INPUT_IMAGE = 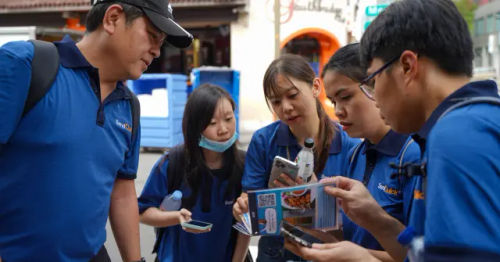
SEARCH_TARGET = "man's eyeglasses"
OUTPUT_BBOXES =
[359,55,400,100]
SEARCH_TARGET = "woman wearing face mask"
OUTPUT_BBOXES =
[313,43,420,262]
[138,84,250,262]
[233,54,359,262]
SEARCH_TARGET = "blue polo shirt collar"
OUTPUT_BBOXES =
[276,121,342,154]
[54,35,93,69]
[363,130,408,157]
[53,35,132,101]
[412,80,498,149]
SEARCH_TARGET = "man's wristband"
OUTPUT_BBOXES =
[131,258,146,262]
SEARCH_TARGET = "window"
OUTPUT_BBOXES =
[477,18,485,35]
[474,47,483,67]
[496,13,500,32]
[487,15,494,33]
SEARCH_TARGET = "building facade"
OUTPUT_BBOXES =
[473,0,500,80]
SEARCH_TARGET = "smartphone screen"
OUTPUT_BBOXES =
[185,220,211,227]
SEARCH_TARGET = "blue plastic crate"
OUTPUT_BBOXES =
[127,73,188,148]
[191,68,240,131]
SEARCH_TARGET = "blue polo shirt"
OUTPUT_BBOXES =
[242,120,359,191]
[138,156,237,262]
[242,120,359,260]
[0,36,140,261]
[342,131,420,250]
[408,80,500,261]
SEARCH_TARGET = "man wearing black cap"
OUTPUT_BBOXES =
[0,1,192,261]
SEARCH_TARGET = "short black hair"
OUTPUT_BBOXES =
[360,0,473,77]
[322,43,366,83]
[85,2,144,32]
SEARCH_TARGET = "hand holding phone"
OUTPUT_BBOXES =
[268,156,299,188]
[281,221,323,248]
[177,208,192,224]
[181,220,213,234]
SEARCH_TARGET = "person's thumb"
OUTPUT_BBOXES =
[312,242,339,250]
[181,208,192,217]
[324,185,349,200]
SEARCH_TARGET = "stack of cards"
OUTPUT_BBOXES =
[233,213,252,235]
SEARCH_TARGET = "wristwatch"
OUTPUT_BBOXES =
[132,258,146,262]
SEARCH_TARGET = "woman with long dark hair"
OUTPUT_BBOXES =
[138,84,250,262]
[285,44,421,262]
[233,54,359,261]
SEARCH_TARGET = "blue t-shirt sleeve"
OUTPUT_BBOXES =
[138,156,169,213]
[242,130,269,191]
[425,106,500,257]
[117,117,141,179]
[0,41,33,144]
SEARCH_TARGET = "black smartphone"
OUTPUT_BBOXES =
[281,221,323,248]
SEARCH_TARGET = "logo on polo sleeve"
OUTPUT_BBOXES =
[413,189,424,200]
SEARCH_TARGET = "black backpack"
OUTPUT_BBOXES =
[23,40,140,146]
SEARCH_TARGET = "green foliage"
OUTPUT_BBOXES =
[453,0,478,33]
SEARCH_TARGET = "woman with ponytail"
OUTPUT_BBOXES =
[233,54,359,261]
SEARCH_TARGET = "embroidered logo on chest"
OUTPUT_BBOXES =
[115,119,132,133]
[377,183,400,196]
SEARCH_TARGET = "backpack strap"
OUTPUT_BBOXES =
[152,144,185,254]
[397,139,414,176]
[24,40,59,116]
[166,144,186,194]
[127,91,141,149]
[392,97,500,186]
[438,97,500,122]
[349,142,363,164]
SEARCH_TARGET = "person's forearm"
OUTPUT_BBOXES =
[109,179,141,262]
[368,250,396,262]
[140,207,182,227]
[364,212,407,262]
[232,233,251,262]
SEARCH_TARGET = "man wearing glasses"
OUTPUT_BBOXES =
[285,0,500,261]
[359,0,499,260]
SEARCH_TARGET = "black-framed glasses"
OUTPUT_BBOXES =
[359,55,400,100]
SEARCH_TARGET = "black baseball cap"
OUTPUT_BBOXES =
[92,0,193,48]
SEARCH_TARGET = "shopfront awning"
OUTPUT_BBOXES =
[0,0,246,13]
[0,0,246,27]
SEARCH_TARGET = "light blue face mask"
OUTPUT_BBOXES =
[199,132,238,152]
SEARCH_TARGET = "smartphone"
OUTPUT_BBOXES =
[281,221,323,248]
[268,156,299,188]
[181,220,213,230]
